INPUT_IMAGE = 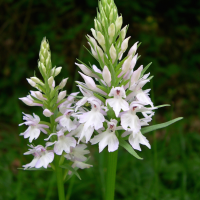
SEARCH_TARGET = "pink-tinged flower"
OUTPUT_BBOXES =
[92,65,102,74]
[59,92,79,113]
[118,55,132,77]
[27,78,36,87]
[122,130,151,151]
[78,98,105,130]
[118,36,131,60]
[127,72,153,107]
[30,91,46,101]
[57,91,66,102]
[120,103,141,133]
[43,109,53,117]
[64,144,90,162]
[19,95,43,107]
[59,78,68,89]
[45,130,76,155]
[127,41,138,57]
[55,109,77,132]
[71,161,92,169]
[75,86,94,111]
[19,113,49,143]
[75,62,98,78]
[78,72,107,95]
[23,144,54,169]
[120,102,155,132]
[90,119,121,152]
[106,86,129,117]
[102,65,111,86]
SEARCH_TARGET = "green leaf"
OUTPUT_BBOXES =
[60,164,81,180]
[96,85,108,93]
[119,139,143,160]
[107,103,116,119]
[140,62,152,77]
[39,121,51,127]
[155,104,170,108]
[141,117,183,134]
[94,93,106,104]
[18,168,53,171]
[137,42,142,48]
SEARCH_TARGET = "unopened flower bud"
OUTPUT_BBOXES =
[88,43,98,59]
[51,67,55,76]
[115,16,122,32]
[34,91,45,100]
[97,31,105,47]
[79,72,96,91]
[48,76,54,88]
[130,54,138,70]
[75,63,97,78]
[108,23,115,42]
[41,38,48,49]
[91,28,97,39]
[55,67,62,76]
[41,63,46,74]
[46,55,51,67]
[27,78,36,87]
[121,26,127,41]
[121,36,131,52]
[96,45,104,62]
[43,109,53,117]
[102,66,111,86]
[40,54,45,63]
[109,44,117,63]
[87,35,98,49]
[109,10,113,22]
[128,41,139,57]
[19,97,33,106]
[57,91,66,102]
[122,55,132,73]
[31,77,44,85]
[59,78,68,89]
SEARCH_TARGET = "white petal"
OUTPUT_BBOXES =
[121,112,141,132]
[54,141,64,155]
[59,116,77,131]
[28,127,40,143]
[79,72,96,90]
[23,157,39,169]
[129,133,141,151]
[138,132,151,149]
[102,65,111,86]
[74,161,93,169]
[107,134,119,152]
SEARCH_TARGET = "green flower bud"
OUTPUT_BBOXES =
[48,76,54,88]
[108,23,115,43]
[55,67,62,76]
[41,63,46,75]
[91,28,97,39]
[120,26,127,41]
[31,77,44,86]
[97,31,106,49]
[109,10,114,22]
[115,16,122,33]
[109,44,117,64]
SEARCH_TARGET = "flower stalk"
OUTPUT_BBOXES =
[105,150,118,200]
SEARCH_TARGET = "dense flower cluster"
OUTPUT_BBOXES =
[19,0,180,174]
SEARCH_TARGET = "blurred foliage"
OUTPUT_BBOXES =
[0,0,200,199]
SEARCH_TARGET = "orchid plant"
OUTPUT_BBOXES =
[19,0,182,199]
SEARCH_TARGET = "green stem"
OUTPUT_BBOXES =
[55,156,65,200]
[105,150,118,200]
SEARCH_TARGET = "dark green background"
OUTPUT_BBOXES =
[0,0,200,199]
